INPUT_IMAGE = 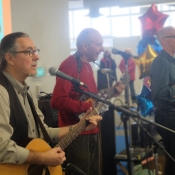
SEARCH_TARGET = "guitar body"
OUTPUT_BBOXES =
[0,138,63,175]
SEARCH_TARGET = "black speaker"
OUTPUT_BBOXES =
[38,99,58,128]
[100,108,116,175]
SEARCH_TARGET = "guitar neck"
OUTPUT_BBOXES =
[56,87,115,150]
[98,87,116,100]
[56,105,102,150]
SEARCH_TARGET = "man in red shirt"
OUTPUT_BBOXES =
[98,49,117,90]
[119,48,136,104]
[51,28,124,175]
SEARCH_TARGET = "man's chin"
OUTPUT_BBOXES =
[91,56,98,62]
[29,71,37,77]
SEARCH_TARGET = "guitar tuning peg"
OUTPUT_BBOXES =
[98,93,101,96]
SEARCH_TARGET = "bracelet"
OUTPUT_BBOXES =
[69,126,73,132]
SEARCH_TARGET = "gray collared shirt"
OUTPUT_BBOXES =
[151,50,175,110]
[0,71,60,164]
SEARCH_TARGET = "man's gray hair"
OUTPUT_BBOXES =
[156,26,175,43]
[76,28,99,49]
[0,32,29,71]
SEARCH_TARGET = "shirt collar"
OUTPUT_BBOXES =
[3,71,29,95]
[161,50,175,63]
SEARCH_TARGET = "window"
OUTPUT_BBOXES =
[111,16,131,37]
[69,4,175,49]
[69,6,142,42]
[91,8,111,36]
[131,15,141,36]
[70,9,91,39]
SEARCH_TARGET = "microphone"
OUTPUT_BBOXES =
[66,163,87,175]
[111,48,138,59]
[111,48,132,58]
[49,67,87,88]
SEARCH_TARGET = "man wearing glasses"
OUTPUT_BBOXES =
[151,26,175,175]
[0,32,102,171]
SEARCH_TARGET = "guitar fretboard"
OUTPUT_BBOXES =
[56,102,104,150]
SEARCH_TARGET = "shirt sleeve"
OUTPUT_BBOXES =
[128,59,136,72]
[0,85,29,164]
[151,58,175,102]
[30,93,60,143]
[119,59,125,73]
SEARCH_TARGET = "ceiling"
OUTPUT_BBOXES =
[69,0,175,18]
[69,0,175,9]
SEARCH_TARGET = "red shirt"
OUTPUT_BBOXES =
[51,55,98,134]
[119,58,136,81]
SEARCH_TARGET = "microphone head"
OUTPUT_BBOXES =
[111,48,118,54]
[49,67,57,76]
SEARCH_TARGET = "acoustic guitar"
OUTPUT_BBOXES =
[0,101,105,175]
[0,81,124,175]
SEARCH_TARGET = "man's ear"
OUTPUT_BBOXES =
[5,53,15,66]
[82,42,89,51]
[161,38,167,45]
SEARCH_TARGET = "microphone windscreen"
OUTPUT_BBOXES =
[111,48,118,54]
[49,67,57,76]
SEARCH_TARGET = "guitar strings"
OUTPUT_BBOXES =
[57,102,104,150]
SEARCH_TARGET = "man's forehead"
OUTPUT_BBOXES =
[16,37,35,48]
[17,37,31,43]
[164,29,175,36]
[90,35,103,44]
[160,27,175,37]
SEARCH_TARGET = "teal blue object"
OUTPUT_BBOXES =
[35,67,45,78]
[136,85,154,116]
[137,36,162,55]
[0,0,4,41]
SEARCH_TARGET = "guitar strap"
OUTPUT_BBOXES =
[74,51,82,80]
[27,94,55,148]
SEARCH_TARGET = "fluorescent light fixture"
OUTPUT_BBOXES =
[35,67,45,78]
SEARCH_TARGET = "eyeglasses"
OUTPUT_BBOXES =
[13,48,40,57]
[163,35,175,39]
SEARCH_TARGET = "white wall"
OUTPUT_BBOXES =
[11,0,70,98]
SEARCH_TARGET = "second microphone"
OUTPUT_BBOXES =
[49,67,88,88]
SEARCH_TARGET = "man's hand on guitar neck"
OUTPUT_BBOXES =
[81,107,102,131]
[98,81,125,99]
[113,81,125,96]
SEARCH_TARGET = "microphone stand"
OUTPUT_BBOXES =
[73,86,175,175]
[62,162,88,175]
[123,56,134,175]
[110,105,175,175]
[129,114,175,175]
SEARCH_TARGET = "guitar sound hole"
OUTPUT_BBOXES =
[28,164,50,175]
